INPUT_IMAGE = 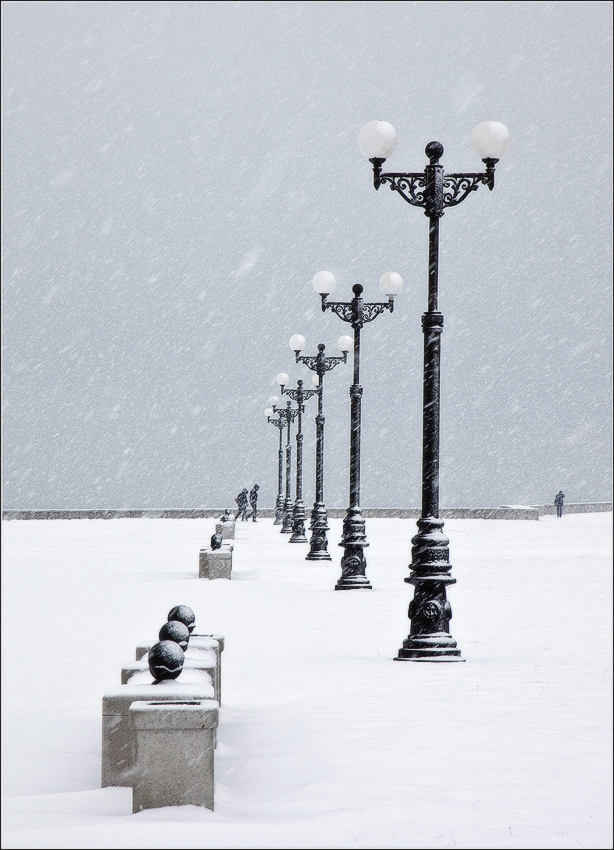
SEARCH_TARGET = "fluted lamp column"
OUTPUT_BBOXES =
[288,334,349,560]
[358,118,510,659]
[315,270,403,590]
[265,395,285,524]
[277,374,318,543]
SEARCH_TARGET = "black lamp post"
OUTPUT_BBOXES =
[276,375,318,543]
[266,399,299,532]
[265,397,286,525]
[314,271,403,590]
[287,336,349,560]
[358,119,510,660]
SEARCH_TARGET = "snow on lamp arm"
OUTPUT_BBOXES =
[358,119,510,661]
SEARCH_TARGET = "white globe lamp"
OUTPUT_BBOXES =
[358,121,398,159]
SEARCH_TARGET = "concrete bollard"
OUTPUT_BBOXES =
[101,681,214,788]
[199,545,232,580]
[135,635,224,704]
[130,698,219,812]
[215,521,235,540]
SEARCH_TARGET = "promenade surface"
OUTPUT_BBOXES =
[2,513,612,849]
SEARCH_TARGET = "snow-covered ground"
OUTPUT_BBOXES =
[1,513,612,849]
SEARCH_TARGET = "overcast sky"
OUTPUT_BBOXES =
[2,1,612,509]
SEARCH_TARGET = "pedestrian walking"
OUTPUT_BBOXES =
[249,484,259,522]
[554,490,565,518]
[235,488,249,521]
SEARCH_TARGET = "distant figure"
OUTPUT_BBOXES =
[235,488,249,521]
[210,531,223,550]
[249,484,259,522]
[219,509,231,523]
[554,490,565,518]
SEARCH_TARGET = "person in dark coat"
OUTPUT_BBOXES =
[249,484,259,522]
[235,488,249,521]
[554,490,565,518]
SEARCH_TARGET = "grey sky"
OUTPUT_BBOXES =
[2,1,612,509]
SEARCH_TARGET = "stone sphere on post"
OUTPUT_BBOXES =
[148,640,185,682]
[159,620,190,651]
[167,604,196,633]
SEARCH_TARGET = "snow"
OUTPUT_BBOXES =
[1,513,612,849]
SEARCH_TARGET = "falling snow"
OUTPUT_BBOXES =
[2,1,611,511]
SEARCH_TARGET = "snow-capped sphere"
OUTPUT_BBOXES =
[379,272,403,297]
[357,121,398,159]
[268,395,279,405]
[264,407,274,417]
[167,604,195,633]
[470,121,511,160]
[312,271,336,295]
[337,335,353,353]
[289,334,306,352]
[159,620,190,652]
[148,640,184,682]
[276,372,289,387]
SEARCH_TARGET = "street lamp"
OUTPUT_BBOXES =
[266,398,299,532]
[288,335,349,560]
[358,119,510,660]
[315,270,403,590]
[265,396,285,525]
[276,375,318,543]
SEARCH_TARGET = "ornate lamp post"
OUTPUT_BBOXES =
[265,395,285,525]
[314,270,403,590]
[287,335,349,560]
[266,399,299,533]
[276,375,318,543]
[358,119,510,660]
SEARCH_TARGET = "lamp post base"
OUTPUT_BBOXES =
[395,655,465,662]
[336,508,372,589]
[335,574,372,591]
[289,500,308,543]
[281,497,294,533]
[273,495,284,525]
[306,503,331,560]
[395,633,465,661]
[395,518,464,659]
